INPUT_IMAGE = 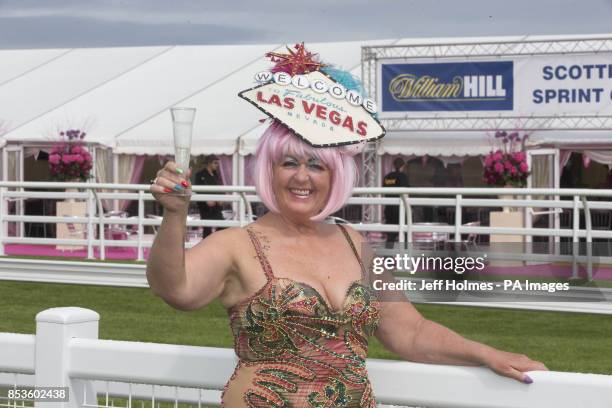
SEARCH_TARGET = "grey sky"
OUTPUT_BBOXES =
[1,0,611,48]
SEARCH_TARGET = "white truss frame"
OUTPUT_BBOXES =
[381,114,612,132]
[360,141,378,222]
[362,35,612,132]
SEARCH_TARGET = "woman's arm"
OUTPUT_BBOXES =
[343,226,547,383]
[374,298,546,383]
[146,162,236,311]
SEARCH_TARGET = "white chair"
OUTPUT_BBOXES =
[461,221,481,248]
[591,210,612,256]
[412,222,450,251]
[56,216,87,251]
[104,211,130,242]
[186,214,203,243]
[66,217,86,238]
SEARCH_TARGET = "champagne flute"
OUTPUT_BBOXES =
[171,107,196,196]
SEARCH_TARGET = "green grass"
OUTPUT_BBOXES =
[1,280,611,375]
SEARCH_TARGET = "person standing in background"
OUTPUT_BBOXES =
[383,157,408,244]
[194,154,223,238]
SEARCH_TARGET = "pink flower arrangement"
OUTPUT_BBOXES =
[483,131,530,187]
[48,129,93,181]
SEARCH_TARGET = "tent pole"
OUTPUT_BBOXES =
[238,153,245,221]
[1,148,7,240]
[112,154,119,212]
[232,150,239,216]
[376,150,382,223]
[1,147,6,183]
[90,144,97,180]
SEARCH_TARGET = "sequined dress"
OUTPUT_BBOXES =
[221,225,381,408]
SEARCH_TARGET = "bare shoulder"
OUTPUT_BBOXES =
[186,226,252,270]
[340,224,367,245]
[339,224,376,267]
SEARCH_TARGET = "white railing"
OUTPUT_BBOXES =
[2,182,612,283]
[2,182,612,258]
[0,257,148,287]
[1,307,611,408]
[0,181,256,261]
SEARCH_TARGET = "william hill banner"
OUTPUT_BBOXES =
[381,61,514,112]
[380,55,612,117]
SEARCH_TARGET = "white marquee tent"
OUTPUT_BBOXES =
[0,40,389,156]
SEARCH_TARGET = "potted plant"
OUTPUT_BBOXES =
[48,129,93,183]
[49,129,94,250]
[483,131,530,211]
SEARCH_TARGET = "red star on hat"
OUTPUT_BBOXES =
[266,43,325,75]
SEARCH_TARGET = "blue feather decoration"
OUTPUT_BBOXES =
[320,66,367,97]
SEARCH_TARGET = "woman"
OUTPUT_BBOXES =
[147,121,546,407]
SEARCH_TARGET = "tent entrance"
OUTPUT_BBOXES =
[527,149,560,255]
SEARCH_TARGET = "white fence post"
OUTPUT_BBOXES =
[0,186,4,256]
[35,307,99,408]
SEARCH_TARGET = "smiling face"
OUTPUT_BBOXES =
[272,153,331,220]
[254,123,357,222]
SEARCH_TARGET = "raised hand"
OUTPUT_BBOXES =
[150,161,192,213]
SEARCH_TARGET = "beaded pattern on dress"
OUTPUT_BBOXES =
[221,225,380,408]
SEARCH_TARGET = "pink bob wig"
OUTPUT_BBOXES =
[253,121,360,221]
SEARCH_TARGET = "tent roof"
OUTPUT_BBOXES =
[0,46,172,140]
[1,33,611,155]
[0,48,70,84]
[527,130,612,149]
[380,131,492,156]
[0,40,391,153]
[1,44,275,149]
[112,39,393,155]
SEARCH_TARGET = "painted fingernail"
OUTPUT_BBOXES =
[173,184,184,191]
[524,375,533,384]
[163,187,172,193]
[181,180,189,188]
[175,168,184,174]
